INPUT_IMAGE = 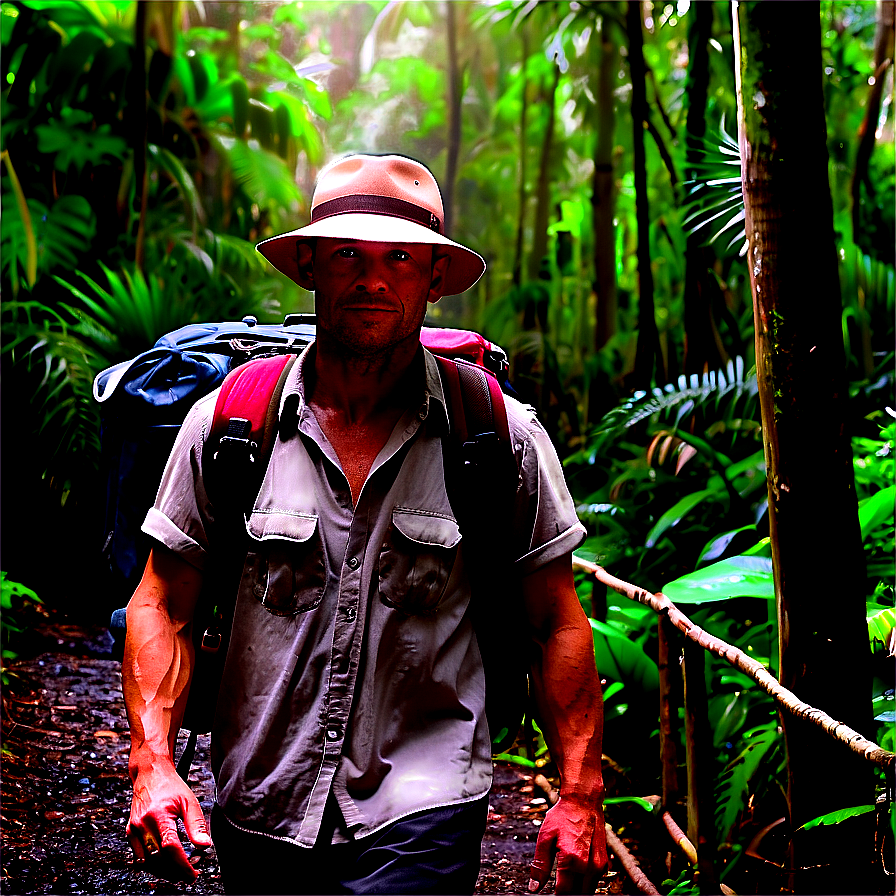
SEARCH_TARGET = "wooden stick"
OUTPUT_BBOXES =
[662,811,698,865]
[657,613,681,809]
[573,557,896,773]
[683,639,719,889]
[605,823,661,895]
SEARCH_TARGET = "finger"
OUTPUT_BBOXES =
[143,833,161,857]
[528,827,558,893]
[554,854,586,895]
[155,818,199,882]
[128,827,148,863]
[182,802,213,850]
[582,828,608,894]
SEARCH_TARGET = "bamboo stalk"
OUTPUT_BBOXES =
[605,823,661,895]
[573,557,896,773]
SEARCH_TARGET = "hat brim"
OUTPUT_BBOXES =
[256,214,486,296]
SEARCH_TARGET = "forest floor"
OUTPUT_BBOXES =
[1,608,636,896]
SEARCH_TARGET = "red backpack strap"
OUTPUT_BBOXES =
[434,355,510,448]
[209,354,296,462]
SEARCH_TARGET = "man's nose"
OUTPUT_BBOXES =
[355,258,388,292]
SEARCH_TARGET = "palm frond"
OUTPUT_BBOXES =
[682,118,747,258]
[592,357,758,439]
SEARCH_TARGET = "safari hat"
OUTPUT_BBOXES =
[256,153,486,296]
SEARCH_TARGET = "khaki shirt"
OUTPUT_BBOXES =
[143,346,585,847]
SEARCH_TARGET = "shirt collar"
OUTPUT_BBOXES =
[278,341,450,437]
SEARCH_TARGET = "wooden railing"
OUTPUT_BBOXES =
[571,556,895,894]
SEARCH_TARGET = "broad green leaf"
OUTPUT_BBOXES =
[589,619,659,692]
[0,570,41,606]
[663,550,774,604]
[645,489,716,548]
[696,525,757,567]
[867,606,895,651]
[858,486,895,538]
[796,805,875,832]
[604,796,656,813]
[601,681,625,701]
[872,691,895,722]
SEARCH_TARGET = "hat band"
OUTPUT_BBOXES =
[311,194,442,235]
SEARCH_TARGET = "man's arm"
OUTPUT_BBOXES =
[122,545,212,882]
[523,553,607,895]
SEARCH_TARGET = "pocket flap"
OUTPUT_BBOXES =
[247,510,318,543]
[391,509,461,548]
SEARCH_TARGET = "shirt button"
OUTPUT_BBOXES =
[347,556,360,570]
[326,729,340,741]
[344,606,357,621]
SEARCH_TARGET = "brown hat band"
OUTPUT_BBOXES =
[311,194,442,235]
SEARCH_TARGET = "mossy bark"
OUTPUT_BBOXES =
[733,3,874,891]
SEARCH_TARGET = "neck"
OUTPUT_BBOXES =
[309,330,421,423]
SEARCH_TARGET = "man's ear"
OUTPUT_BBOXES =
[427,251,451,304]
[295,240,315,291]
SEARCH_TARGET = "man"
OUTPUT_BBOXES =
[123,153,606,895]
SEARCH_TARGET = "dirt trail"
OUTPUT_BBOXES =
[0,618,579,895]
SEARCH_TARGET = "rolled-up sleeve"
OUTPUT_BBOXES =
[509,407,586,576]
[140,392,217,571]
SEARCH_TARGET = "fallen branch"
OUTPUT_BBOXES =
[662,811,698,866]
[573,557,896,774]
[605,823,661,895]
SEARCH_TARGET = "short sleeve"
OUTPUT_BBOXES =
[507,401,586,576]
[140,391,218,571]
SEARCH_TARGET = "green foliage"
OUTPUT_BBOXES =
[661,868,699,895]
[1,0,332,513]
[682,118,747,257]
[662,540,773,604]
[795,804,876,832]
[603,795,656,813]
[1,571,44,682]
[715,723,783,843]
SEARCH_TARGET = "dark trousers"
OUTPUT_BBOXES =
[211,797,488,895]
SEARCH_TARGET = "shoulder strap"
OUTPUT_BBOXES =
[433,355,510,453]
[177,353,297,777]
[209,354,296,464]
[435,355,526,755]
[202,354,298,511]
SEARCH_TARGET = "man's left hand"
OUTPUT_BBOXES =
[528,795,607,895]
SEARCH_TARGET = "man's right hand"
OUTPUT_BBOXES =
[127,759,212,883]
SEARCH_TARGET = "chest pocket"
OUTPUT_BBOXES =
[244,511,325,617]
[378,508,462,615]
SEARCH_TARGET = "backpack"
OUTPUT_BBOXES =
[100,316,527,775]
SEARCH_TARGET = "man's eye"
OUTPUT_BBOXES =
[391,251,411,261]
[336,248,357,258]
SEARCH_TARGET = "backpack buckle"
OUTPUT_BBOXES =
[213,417,258,465]
[462,431,499,467]
[200,626,222,653]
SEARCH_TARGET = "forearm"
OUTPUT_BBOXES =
[123,579,196,776]
[530,616,604,802]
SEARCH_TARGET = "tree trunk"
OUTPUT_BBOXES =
[528,64,561,283]
[444,0,462,237]
[132,0,149,273]
[682,2,725,375]
[627,1,663,389]
[851,0,895,263]
[512,26,530,288]
[733,4,874,892]
[592,13,618,351]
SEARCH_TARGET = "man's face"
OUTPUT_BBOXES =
[303,238,447,357]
